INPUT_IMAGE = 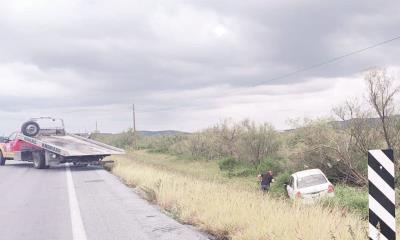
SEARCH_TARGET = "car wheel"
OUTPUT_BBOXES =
[21,121,40,137]
[32,151,46,169]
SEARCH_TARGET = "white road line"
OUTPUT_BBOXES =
[66,165,88,240]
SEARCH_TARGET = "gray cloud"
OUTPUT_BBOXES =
[0,0,399,133]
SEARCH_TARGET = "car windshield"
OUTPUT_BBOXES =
[8,132,18,140]
[297,174,327,189]
[34,118,64,130]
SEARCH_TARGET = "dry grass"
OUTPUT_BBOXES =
[111,151,370,240]
[118,150,258,189]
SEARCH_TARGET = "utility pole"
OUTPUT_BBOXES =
[95,121,98,132]
[132,104,137,149]
[132,104,136,133]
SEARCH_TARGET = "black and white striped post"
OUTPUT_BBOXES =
[368,149,396,240]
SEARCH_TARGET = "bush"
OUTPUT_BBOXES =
[257,157,285,175]
[91,130,135,149]
[269,171,291,197]
[229,168,257,177]
[218,158,258,178]
[236,120,280,165]
[322,185,368,217]
[218,157,238,171]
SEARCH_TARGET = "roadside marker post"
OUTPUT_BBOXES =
[368,149,396,240]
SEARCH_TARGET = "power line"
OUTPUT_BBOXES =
[263,34,400,83]
[130,35,400,115]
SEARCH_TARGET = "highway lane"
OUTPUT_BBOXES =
[0,161,209,240]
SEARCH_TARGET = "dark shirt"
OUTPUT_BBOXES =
[261,173,273,186]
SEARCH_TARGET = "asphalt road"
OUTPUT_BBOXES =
[0,160,209,240]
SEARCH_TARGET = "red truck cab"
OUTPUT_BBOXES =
[0,132,39,165]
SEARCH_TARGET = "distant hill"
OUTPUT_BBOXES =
[330,115,400,130]
[82,130,190,138]
[329,118,379,129]
[282,116,397,133]
[137,130,190,136]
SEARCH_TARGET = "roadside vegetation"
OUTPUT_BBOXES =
[111,151,367,239]
[95,68,400,238]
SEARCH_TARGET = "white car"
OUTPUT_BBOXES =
[286,169,334,202]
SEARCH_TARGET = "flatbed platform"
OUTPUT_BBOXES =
[17,133,125,157]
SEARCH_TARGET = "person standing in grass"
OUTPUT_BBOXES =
[258,170,274,193]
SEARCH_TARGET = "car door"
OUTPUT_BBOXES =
[286,176,295,199]
[3,132,18,158]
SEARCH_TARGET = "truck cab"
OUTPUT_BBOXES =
[0,132,39,165]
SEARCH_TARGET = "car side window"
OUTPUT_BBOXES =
[290,177,294,188]
[8,132,17,140]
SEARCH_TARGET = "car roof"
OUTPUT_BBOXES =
[292,168,325,178]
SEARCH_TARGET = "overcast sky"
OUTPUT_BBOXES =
[0,0,399,134]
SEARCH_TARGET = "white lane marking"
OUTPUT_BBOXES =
[66,164,88,240]
[369,150,394,176]
[369,223,388,240]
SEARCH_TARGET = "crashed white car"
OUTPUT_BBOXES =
[286,169,334,202]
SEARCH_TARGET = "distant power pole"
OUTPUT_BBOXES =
[132,104,136,132]
[132,104,137,149]
[95,121,98,132]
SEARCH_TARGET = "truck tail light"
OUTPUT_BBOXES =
[295,191,302,198]
[328,185,334,193]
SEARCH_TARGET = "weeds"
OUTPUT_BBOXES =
[111,151,367,240]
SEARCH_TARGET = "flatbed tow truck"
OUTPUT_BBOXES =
[0,117,125,169]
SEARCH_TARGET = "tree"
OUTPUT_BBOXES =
[321,68,400,185]
[237,120,280,165]
[217,119,241,157]
[288,119,368,185]
[365,68,400,149]
[333,99,381,154]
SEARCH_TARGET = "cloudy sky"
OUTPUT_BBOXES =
[0,0,399,134]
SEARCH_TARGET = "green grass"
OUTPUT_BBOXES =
[323,185,368,217]
[116,150,376,219]
[111,151,368,239]
[120,150,259,190]
[269,171,291,198]
[219,158,370,218]
[122,150,222,180]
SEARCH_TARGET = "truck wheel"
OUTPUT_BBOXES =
[21,121,40,137]
[0,152,5,166]
[32,151,46,169]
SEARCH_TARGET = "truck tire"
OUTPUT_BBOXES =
[32,151,46,169]
[21,121,40,137]
[0,151,5,166]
